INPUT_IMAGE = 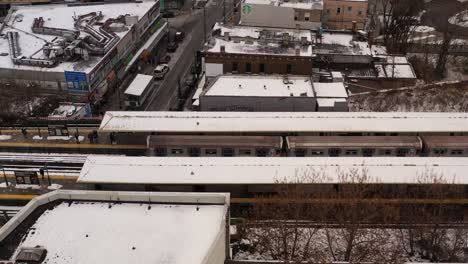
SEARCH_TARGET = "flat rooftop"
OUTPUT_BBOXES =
[313,82,348,98]
[243,0,324,10]
[0,191,228,264]
[78,156,468,185]
[124,74,154,96]
[213,23,313,41]
[0,1,156,73]
[204,75,314,97]
[98,111,468,133]
[207,38,313,56]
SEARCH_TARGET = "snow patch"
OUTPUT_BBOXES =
[0,135,12,140]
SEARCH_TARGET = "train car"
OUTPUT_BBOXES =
[422,136,468,157]
[147,135,282,157]
[286,136,422,157]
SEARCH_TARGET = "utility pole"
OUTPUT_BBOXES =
[45,163,51,186]
[203,6,207,44]
[223,0,226,24]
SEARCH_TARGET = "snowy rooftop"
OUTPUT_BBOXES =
[204,75,314,97]
[0,1,156,73]
[99,111,468,133]
[207,38,313,56]
[316,32,387,56]
[124,74,154,96]
[213,23,313,41]
[0,190,228,264]
[78,156,468,185]
[243,0,324,10]
[313,82,348,98]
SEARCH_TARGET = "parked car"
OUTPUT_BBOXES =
[159,55,171,64]
[175,31,185,42]
[154,64,170,80]
[161,11,175,18]
[167,42,178,53]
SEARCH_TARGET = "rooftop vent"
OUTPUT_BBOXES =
[263,85,267,89]
[15,247,47,263]
[238,84,242,89]
[220,45,226,53]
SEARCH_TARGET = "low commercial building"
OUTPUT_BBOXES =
[0,190,230,264]
[204,23,388,77]
[347,55,417,92]
[0,0,167,103]
[323,0,368,30]
[205,24,314,76]
[198,75,348,112]
[240,0,323,29]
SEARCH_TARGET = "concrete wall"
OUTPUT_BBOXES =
[240,3,321,29]
[323,0,368,30]
[200,95,317,112]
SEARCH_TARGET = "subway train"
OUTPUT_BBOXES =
[147,135,468,157]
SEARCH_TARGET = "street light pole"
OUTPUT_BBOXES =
[203,6,207,44]
[45,163,51,186]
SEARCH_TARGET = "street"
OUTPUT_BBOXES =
[144,0,226,110]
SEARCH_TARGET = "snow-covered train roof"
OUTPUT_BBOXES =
[78,156,468,185]
[99,111,468,133]
[0,190,229,264]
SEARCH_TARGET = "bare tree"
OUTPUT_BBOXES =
[435,27,453,79]
[379,0,425,54]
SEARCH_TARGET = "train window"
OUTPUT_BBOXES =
[189,148,200,157]
[155,147,167,156]
[328,148,341,157]
[256,148,268,157]
[239,149,252,156]
[390,133,398,136]
[310,150,324,156]
[450,149,464,155]
[433,149,447,155]
[205,149,218,155]
[222,148,234,157]
[362,148,374,157]
[295,149,307,157]
[171,148,184,155]
[378,149,392,156]
[344,149,358,156]
[396,148,409,157]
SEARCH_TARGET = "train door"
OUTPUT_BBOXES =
[362,148,374,157]
[328,148,341,157]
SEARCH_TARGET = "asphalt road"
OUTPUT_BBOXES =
[145,0,226,110]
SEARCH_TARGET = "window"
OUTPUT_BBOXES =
[256,148,268,157]
[171,148,184,155]
[347,6,352,12]
[344,149,358,156]
[246,62,252,73]
[378,149,393,156]
[358,10,363,16]
[205,149,218,155]
[294,12,298,21]
[328,148,341,157]
[259,63,265,73]
[310,150,324,156]
[337,7,341,14]
[222,148,234,157]
[189,148,200,157]
[362,148,374,157]
[397,148,409,157]
[155,147,167,156]
[295,148,307,157]
[286,64,292,74]
[433,149,447,156]
[304,12,310,21]
[326,9,330,14]
[239,149,252,156]
[450,149,464,155]
[232,62,238,72]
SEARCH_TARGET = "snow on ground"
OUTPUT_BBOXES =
[449,10,468,27]
[349,81,468,112]
[32,135,43,140]
[13,201,225,264]
[0,135,12,140]
[47,183,63,190]
[413,25,436,33]
[47,135,84,142]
